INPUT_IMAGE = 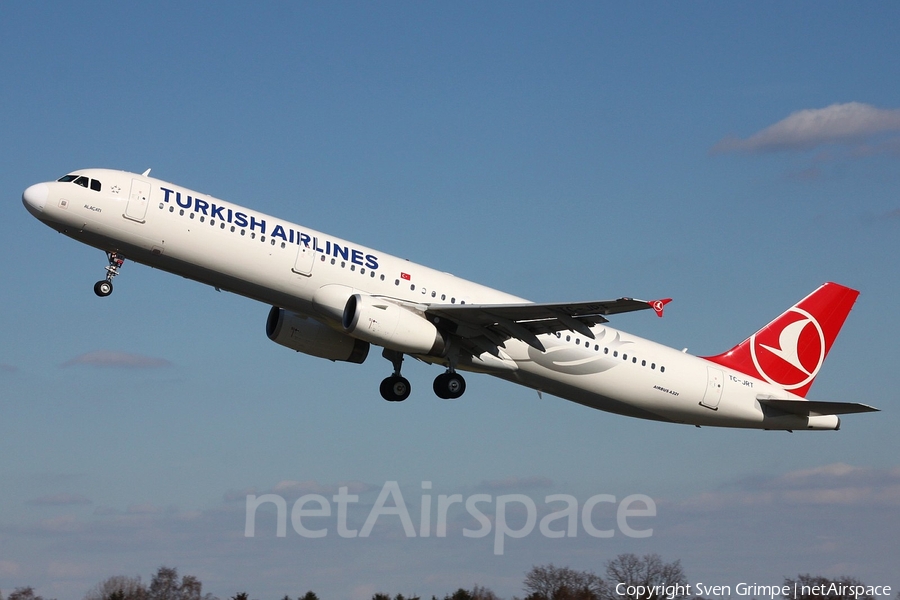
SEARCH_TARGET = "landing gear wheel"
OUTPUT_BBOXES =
[94,252,125,297]
[380,375,411,402]
[433,372,466,399]
[94,280,113,297]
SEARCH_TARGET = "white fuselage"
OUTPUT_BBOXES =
[22,169,837,431]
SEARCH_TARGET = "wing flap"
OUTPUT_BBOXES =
[426,297,668,351]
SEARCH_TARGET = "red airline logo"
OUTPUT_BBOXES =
[750,307,825,391]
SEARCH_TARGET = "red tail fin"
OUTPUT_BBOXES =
[703,282,859,397]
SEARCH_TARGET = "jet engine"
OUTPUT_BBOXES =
[342,294,446,356]
[266,307,369,363]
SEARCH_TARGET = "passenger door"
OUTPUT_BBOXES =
[124,179,151,223]
[292,244,315,276]
[700,367,724,409]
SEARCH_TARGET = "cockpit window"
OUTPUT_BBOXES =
[57,174,101,191]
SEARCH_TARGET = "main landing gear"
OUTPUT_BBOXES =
[433,371,466,399]
[379,349,467,402]
[94,251,124,297]
[380,349,411,402]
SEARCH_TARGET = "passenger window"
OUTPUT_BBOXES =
[661,366,666,373]
[90,179,101,192]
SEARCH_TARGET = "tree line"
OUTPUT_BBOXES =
[0,554,893,600]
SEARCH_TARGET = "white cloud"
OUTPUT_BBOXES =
[0,560,22,576]
[712,102,900,154]
[269,479,372,498]
[477,476,554,491]
[27,493,92,506]
[36,514,84,534]
[678,463,900,510]
[61,350,172,369]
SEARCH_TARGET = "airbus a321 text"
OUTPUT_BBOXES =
[22,169,878,431]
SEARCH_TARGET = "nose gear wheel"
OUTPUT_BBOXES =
[94,252,125,297]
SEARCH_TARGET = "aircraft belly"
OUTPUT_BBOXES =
[504,337,781,428]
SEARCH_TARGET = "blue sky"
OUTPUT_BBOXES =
[2,2,899,598]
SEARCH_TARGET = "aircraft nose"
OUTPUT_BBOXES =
[22,183,49,215]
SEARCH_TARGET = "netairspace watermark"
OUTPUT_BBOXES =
[244,481,656,555]
[680,583,894,600]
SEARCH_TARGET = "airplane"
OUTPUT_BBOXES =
[22,168,878,431]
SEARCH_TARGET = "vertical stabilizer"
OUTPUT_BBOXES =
[703,282,859,397]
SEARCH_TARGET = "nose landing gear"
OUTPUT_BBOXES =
[94,251,125,297]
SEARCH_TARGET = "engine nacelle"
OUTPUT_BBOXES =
[342,294,446,356]
[267,307,369,364]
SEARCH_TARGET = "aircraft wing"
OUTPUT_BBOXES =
[758,398,880,416]
[425,297,671,353]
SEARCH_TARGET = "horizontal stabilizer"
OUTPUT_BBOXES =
[758,397,879,416]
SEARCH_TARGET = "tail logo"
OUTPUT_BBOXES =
[749,307,825,390]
